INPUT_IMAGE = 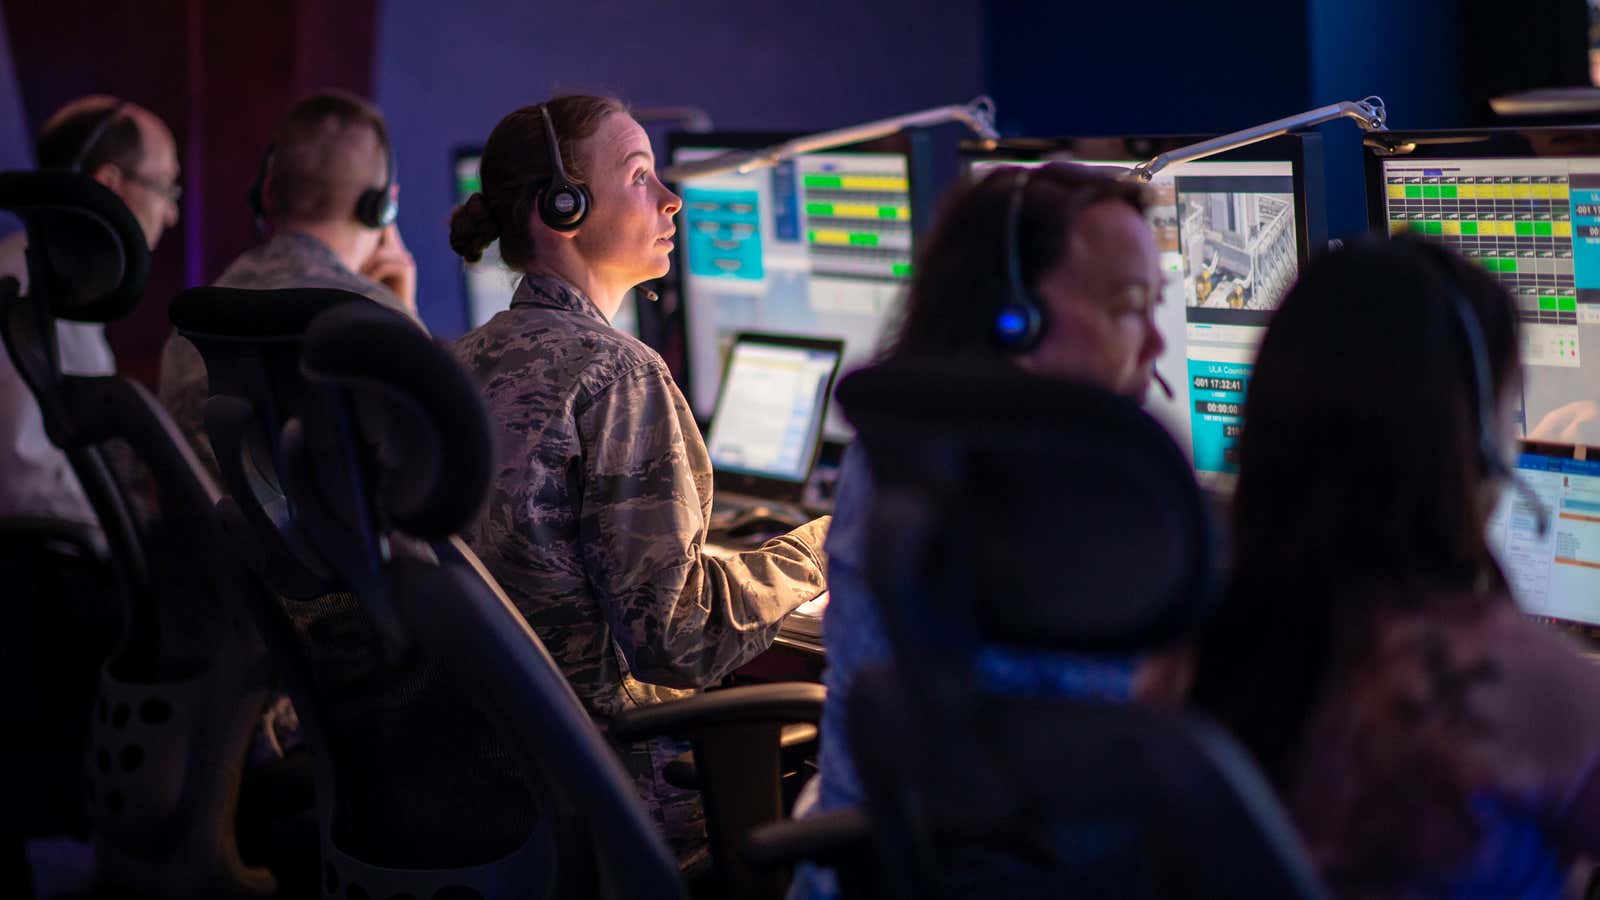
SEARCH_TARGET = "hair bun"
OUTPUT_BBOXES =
[448,192,500,263]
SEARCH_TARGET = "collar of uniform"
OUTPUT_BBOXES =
[268,229,402,310]
[511,271,607,323]
[272,229,349,269]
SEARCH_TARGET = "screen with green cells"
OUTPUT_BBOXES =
[1382,157,1600,438]
[1382,164,1583,327]
[673,146,916,441]
[799,168,914,281]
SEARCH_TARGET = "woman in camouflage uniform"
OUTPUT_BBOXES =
[447,95,829,870]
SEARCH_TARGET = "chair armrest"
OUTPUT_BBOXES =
[611,682,825,742]
[744,807,873,868]
[663,723,819,790]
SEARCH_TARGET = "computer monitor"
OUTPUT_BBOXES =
[706,333,844,503]
[667,131,925,442]
[1487,442,1600,633]
[452,146,640,336]
[1365,128,1600,442]
[963,134,1326,488]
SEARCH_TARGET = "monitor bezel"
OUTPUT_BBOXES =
[664,129,922,435]
[706,331,846,504]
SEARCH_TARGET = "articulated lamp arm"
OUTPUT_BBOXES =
[1129,96,1388,182]
[659,96,999,182]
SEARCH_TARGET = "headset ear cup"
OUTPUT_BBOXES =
[538,181,590,232]
[355,187,398,229]
[994,298,1044,352]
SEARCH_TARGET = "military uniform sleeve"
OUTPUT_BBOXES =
[575,360,828,689]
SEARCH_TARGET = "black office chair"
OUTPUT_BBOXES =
[173,286,831,900]
[0,170,278,898]
[752,359,1329,899]
[172,289,683,898]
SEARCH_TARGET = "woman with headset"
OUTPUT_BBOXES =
[793,162,1175,898]
[447,95,829,869]
[1190,236,1600,897]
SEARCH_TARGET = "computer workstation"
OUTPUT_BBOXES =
[664,130,937,658]
[1365,126,1600,442]
[667,129,933,446]
[697,332,842,655]
[963,134,1328,488]
[1366,127,1600,643]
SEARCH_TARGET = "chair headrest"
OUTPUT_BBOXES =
[0,170,149,322]
[838,358,1216,653]
[169,285,358,338]
[301,301,492,539]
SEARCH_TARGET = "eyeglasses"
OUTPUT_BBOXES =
[122,169,183,204]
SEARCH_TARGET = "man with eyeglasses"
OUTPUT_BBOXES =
[0,95,181,527]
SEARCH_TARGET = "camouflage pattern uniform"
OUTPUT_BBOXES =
[452,272,829,866]
[157,230,410,478]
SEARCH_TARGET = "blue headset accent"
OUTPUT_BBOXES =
[1430,254,1508,480]
[995,167,1045,352]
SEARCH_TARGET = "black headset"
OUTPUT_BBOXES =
[1429,253,1510,482]
[533,104,590,232]
[248,112,398,235]
[67,99,130,174]
[1426,246,1553,538]
[994,167,1045,352]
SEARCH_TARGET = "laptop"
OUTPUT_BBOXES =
[704,332,844,534]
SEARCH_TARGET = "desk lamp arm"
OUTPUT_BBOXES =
[1129,96,1388,182]
[659,96,999,182]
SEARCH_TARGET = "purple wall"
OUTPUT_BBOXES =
[373,0,986,337]
[0,6,33,237]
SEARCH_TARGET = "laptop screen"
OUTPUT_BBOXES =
[1488,443,1600,628]
[706,335,843,485]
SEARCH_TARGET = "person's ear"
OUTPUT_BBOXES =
[89,161,122,193]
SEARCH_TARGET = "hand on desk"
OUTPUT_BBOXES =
[791,591,829,619]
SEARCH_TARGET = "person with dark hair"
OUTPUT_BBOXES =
[792,162,1172,899]
[448,95,830,868]
[0,95,180,526]
[1189,236,1600,897]
[157,89,417,477]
